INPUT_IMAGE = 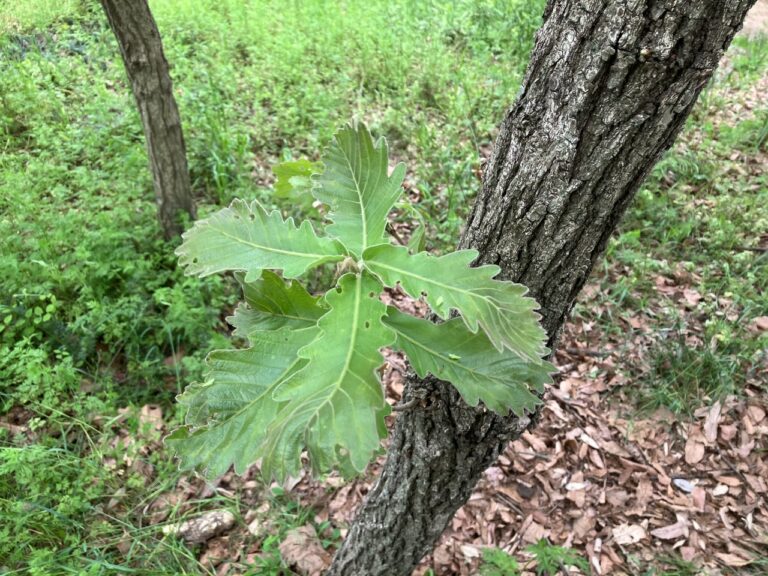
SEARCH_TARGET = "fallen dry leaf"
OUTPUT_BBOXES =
[199,536,228,568]
[684,436,705,464]
[139,404,163,432]
[460,544,481,561]
[682,288,702,307]
[704,401,722,443]
[748,315,768,334]
[651,516,689,541]
[680,546,698,562]
[612,523,646,545]
[521,519,549,543]
[712,484,729,496]
[715,552,752,567]
[747,404,765,424]
[278,525,332,576]
[692,486,706,512]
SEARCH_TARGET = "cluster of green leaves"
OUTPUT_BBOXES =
[171,124,553,479]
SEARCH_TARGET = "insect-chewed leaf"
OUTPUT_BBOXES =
[167,326,317,477]
[313,124,406,256]
[176,199,345,281]
[363,244,547,362]
[383,309,553,415]
[259,272,393,480]
[229,270,327,339]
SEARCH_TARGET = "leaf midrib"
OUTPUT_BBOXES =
[192,354,307,434]
[211,223,337,261]
[389,321,507,386]
[262,275,366,466]
[367,258,490,307]
[341,146,368,253]
[327,273,362,401]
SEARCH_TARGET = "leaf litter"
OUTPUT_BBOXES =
[145,276,765,575]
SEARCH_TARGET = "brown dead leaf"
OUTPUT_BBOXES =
[199,536,229,568]
[460,544,481,562]
[636,478,654,508]
[278,525,332,576]
[521,518,549,544]
[684,436,705,464]
[651,516,689,541]
[712,484,729,496]
[716,475,742,487]
[580,432,600,450]
[147,491,183,524]
[748,316,768,334]
[433,544,452,566]
[681,546,699,562]
[565,472,587,508]
[692,486,706,512]
[139,404,163,432]
[720,424,738,441]
[605,489,630,507]
[704,401,721,443]
[682,288,702,308]
[612,523,647,545]
[747,404,766,424]
[715,552,752,567]
[573,509,596,541]
[600,440,631,458]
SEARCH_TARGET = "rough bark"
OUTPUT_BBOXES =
[101,0,195,239]
[328,1,756,574]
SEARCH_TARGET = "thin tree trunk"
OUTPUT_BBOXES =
[328,1,756,574]
[100,0,195,239]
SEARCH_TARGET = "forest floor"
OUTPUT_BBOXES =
[744,0,768,38]
[1,2,767,575]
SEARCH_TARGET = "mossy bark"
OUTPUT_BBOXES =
[328,1,756,574]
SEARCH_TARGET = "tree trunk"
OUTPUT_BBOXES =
[328,1,756,574]
[100,0,195,239]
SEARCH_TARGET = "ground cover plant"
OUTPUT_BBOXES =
[1,0,766,574]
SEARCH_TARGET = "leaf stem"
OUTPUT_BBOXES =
[386,223,408,247]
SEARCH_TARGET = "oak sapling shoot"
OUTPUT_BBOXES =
[169,123,554,480]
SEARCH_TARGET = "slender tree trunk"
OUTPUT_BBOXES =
[100,0,195,239]
[328,1,756,574]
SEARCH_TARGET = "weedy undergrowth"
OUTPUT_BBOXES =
[169,123,553,480]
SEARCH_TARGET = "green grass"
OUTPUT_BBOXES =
[1,0,766,573]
